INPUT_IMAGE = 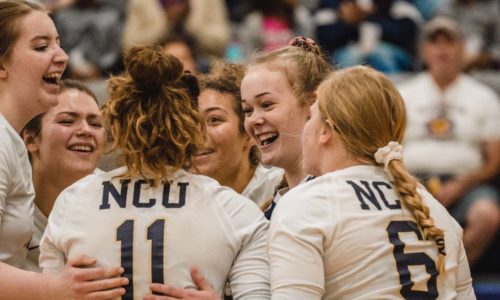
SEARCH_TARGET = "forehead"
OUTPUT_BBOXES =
[13,10,57,46]
[46,89,100,117]
[199,89,235,111]
[241,65,292,100]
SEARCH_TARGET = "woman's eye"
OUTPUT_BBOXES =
[206,116,222,125]
[34,45,48,52]
[262,101,273,110]
[242,107,253,116]
[58,119,74,125]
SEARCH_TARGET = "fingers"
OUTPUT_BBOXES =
[67,255,97,268]
[77,276,129,294]
[74,265,125,282]
[84,287,127,300]
[149,283,186,298]
[190,267,212,291]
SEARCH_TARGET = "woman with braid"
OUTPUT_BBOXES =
[268,66,475,299]
[39,46,270,299]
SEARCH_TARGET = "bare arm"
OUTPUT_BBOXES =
[0,256,127,300]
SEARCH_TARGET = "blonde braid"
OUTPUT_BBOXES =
[388,160,446,273]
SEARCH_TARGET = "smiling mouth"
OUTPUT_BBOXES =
[256,132,279,146]
[195,148,215,156]
[42,72,62,85]
[68,144,94,153]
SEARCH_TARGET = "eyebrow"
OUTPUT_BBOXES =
[56,111,102,118]
[30,35,61,44]
[203,107,226,114]
[241,92,270,103]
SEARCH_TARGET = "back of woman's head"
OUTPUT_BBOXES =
[317,66,406,163]
[317,66,446,272]
[103,46,204,186]
[248,39,332,106]
[0,0,45,61]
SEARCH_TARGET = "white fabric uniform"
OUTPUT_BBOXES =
[242,164,283,207]
[40,167,270,299]
[268,165,475,300]
[25,169,105,272]
[24,205,46,272]
[0,114,34,268]
[398,73,500,175]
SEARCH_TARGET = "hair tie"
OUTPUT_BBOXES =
[374,141,403,174]
[288,36,320,55]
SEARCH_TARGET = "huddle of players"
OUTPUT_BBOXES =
[0,1,477,299]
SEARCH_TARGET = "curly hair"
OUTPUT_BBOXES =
[103,46,205,187]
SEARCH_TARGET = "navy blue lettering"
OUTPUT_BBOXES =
[133,180,156,208]
[373,181,401,209]
[100,179,131,210]
[162,182,188,208]
[346,180,381,210]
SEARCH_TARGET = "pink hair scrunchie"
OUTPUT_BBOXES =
[374,141,403,174]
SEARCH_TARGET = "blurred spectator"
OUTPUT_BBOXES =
[238,0,314,57]
[411,0,442,20]
[438,0,500,70]
[398,17,500,266]
[159,33,209,74]
[123,0,230,59]
[315,0,422,73]
[52,0,125,79]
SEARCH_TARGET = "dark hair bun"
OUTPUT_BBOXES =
[180,71,200,105]
[125,46,184,92]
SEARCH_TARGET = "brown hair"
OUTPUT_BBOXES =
[248,43,332,106]
[317,66,446,272]
[200,62,260,166]
[103,46,204,187]
[0,0,46,62]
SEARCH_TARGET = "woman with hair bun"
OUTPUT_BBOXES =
[268,66,475,299]
[39,46,270,299]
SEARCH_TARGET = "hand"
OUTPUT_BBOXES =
[143,267,220,300]
[51,255,128,300]
[435,179,466,208]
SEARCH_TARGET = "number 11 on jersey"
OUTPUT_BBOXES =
[117,219,166,299]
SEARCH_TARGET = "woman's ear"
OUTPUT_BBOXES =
[22,131,39,154]
[0,63,8,80]
[318,123,332,146]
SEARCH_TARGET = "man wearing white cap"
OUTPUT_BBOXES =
[398,16,500,267]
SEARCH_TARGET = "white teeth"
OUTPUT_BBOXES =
[43,73,61,81]
[257,132,278,146]
[69,145,92,152]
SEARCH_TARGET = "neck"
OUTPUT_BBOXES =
[32,166,85,217]
[284,157,308,189]
[431,70,459,91]
[218,159,256,194]
[0,95,28,133]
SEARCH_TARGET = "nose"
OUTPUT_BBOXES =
[245,109,264,129]
[76,121,93,137]
[54,44,69,68]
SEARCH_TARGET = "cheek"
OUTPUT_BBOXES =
[95,130,106,150]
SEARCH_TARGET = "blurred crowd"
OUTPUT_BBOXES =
[39,0,500,79]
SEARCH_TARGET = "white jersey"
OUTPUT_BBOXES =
[0,114,34,268]
[398,73,500,175]
[24,205,47,272]
[40,167,270,299]
[268,165,475,300]
[25,168,104,272]
[242,164,283,207]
